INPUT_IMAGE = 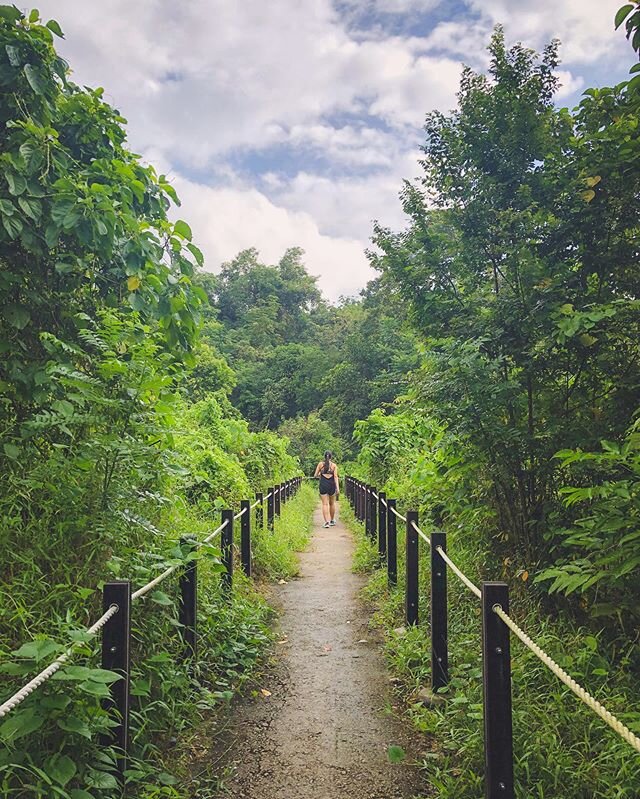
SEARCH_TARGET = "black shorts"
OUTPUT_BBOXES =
[319,477,335,496]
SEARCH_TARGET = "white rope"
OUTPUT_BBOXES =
[0,480,292,721]
[389,505,407,523]
[371,490,379,500]
[0,604,119,718]
[381,497,388,508]
[493,604,640,755]
[132,517,230,598]
[436,546,482,599]
[131,565,179,600]
[0,503,239,720]
[411,519,431,545]
[250,498,262,510]
[202,517,229,545]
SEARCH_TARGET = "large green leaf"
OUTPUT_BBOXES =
[48,754,76,787]
[0,5,23,22]
[23,63,47,95]
[4,303,30,329]
[46,19,64,37]
[2,212,23,238]
[174,219,192,240]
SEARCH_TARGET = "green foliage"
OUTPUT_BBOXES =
[349,14,640,796]
[279,412,345,475]
[370,23,640,598]
[536,416,640,624]
[251,482,317,579]
[0,10,304,798]
[197,249,419,446]
[344,504,640,799]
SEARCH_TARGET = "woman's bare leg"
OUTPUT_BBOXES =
[329,494,337,521]
[320,493,330,523]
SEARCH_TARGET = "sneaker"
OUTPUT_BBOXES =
[323,522,330,528]
[329,520,336,526]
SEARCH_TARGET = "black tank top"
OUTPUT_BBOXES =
[319,464,335,486]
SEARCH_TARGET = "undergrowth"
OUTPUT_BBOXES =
[0,485,314,798]
[343,501,640,799]
[252,482,317,579]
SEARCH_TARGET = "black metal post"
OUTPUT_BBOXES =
[240,499,251,577]
[482,582,514,799]
[365,485,372,537]
[431,531,448,690]
[378,491,387,560]
[255,491,264,528]
[101,580,131,784]
[275,483,281,517]
[387,499,398,586]
[221,509,234,594]
[405,510,419,625]
[370,486,378,541]
[267,487,275,530]
[179,537,197,663]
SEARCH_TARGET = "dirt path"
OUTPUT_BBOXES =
[219,502,423,799]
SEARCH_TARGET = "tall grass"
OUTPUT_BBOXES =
[252,482,318,579]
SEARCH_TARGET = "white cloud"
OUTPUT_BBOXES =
[555,70,584,99]
[270,149,421,241]
[39,1,461,166]
[33,0,630,304]
[466,0,626,64]
[172,177,373,301]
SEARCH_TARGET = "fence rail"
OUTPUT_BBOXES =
[344,476,640,799]
[0,476,303,784]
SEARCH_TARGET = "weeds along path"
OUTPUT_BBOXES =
[218,501,423,799]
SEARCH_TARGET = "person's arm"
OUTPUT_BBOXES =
[313,461,322,478]
[333,464,339,495]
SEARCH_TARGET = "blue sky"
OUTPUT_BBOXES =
[36,0,631,300]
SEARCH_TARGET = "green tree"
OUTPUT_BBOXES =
[371,28,640,560]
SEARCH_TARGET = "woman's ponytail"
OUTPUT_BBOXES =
[323,450,332,474]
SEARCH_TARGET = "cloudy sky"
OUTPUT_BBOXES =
[36,0,630,300]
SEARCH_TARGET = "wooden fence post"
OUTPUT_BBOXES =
[221,509,234,594]
[370,486,378,541]
[267,488,275,530]
[378,490,387,560]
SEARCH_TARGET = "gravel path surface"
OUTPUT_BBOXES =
[219,502,424,799]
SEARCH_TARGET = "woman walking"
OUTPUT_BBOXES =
[314,451,339,528]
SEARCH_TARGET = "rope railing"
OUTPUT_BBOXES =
[436,544,481,599]
[343,474,640,797]
[202,517,230,545]
[0,603,119,718]
[411,519,431,546]
[390,505,407,523]
[0,475,304,782]
[493,604,640,755]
